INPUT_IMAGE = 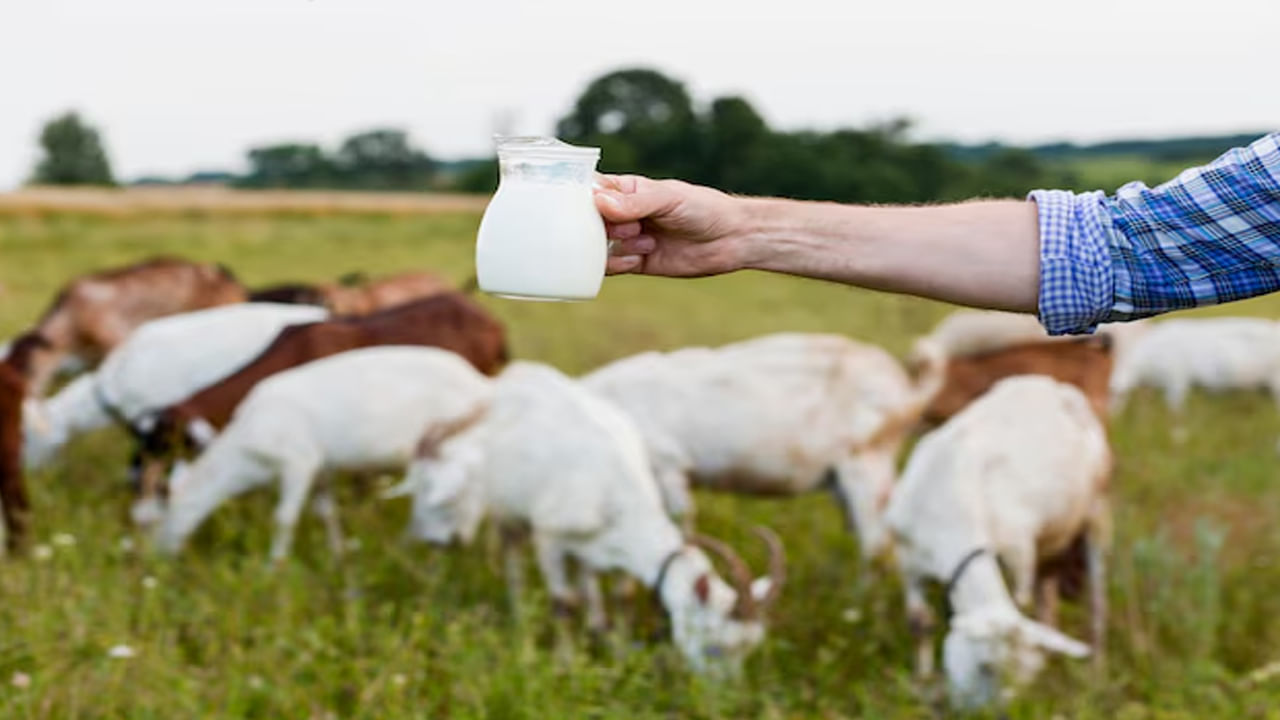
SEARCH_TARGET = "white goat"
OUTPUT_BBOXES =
[154,346,491,561]
[1110,318,1280,434]
[392,362,785,674]
[23,303,328,470]
[912,308,1148,363]
[885,376,1110,710]
[583,333,940,559]
[910,310,1052,363]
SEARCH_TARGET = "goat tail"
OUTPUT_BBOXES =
[906,337,948,414]
[855,338,948,453]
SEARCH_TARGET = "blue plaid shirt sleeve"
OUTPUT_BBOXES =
[1029,132,1280,335]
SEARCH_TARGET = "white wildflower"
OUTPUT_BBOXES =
[32,544,52,562]
[141,576,158,590]
[840,608,862,624]
[392,673,407,687]
[1246,660,1280,686]
[248,675,265,690]
[10,671,30,689]
[118,536,136,553]
[52,533,75,548]
[107,644,136,659]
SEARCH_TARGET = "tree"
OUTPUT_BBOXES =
[702,96,770,189]
[30,112,115,186]
[238,143,334,188]
[964,148,1049,198]
[556,68,700,178]
[335,129,434,190]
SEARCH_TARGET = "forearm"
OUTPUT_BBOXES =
[734,198,1041,312]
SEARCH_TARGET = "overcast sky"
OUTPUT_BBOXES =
[3,0,1276,189]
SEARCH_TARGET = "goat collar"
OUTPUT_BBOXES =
[92,381,139,436]
[652,545,689,606]
[944,547,991,610]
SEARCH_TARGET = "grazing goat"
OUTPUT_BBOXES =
[391,362,785,673]
[135,293,507,519]
[912,308,1146,423]
[20,305,329,527]
[24,303,329,465]
[154,347,493,561]
[4,257,246,398]
[0,363,28,552]
[885,376,1110,710]
[583,333,942,559]
[918,336,1114,426]
[1109,319,1280,436]
[248,271,454,315]
[911,310,1052,362]
[321,270,454,315]
[247,283,328,307]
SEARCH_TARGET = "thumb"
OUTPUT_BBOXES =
[594,176,674,223]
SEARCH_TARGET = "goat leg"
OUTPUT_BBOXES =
[310,474,344,559]
[905,575,937,680]
[1087,523,1108,671]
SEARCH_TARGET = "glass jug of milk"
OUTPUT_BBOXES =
[475,137,607,301]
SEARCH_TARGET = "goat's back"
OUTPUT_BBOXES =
[173,292,505,430]
[584,333,914,485]
[923,337,1113,426]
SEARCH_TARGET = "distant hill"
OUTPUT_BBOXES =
[943,132,1270,164]
[131,170,239,187]
[130,161,489,188]
[123,132,1274,191]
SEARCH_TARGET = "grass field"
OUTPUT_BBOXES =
[1051,156,1204,194]
[2,207,1280,718]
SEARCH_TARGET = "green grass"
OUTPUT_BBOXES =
[1051,156,1207,193]
[3,212,1280,718]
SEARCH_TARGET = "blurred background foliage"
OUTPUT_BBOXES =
[32,67,1266,200]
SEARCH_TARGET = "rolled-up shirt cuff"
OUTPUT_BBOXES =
[1029,189,1116,335]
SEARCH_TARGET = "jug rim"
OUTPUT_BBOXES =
[495,135,600,161]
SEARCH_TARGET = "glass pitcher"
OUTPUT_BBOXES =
[475,137,607,301]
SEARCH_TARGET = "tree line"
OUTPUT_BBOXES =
[27,69,1263,202]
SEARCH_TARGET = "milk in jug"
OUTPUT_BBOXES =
[475,137,607,301]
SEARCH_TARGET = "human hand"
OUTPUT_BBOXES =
[594,174,752,277]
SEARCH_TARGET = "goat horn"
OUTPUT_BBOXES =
[416,404,487,458]
[753,525,786,611]
[689,532,756,620]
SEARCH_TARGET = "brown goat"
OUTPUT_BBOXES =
[322,271,455,315]
[246,283,329,306]
[0,363,28,553]
[920,335,1113,427]
[132,292,508,507]
[243,271,455,316]
[5,257,246,397]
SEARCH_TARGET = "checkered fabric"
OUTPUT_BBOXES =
[1030,132,1280,335]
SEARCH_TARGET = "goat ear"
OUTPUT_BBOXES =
[1017,618,1091,658]
[693,573,712,605]
[749,576,773,604]
[950,609,1004,640]
[379,475,420,500]
[22,398,50,435]
[186,418,216,448]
